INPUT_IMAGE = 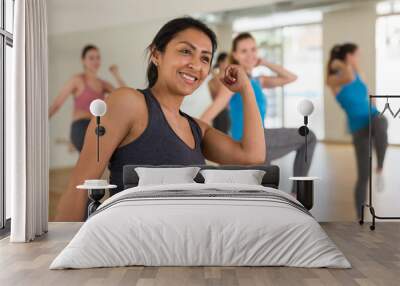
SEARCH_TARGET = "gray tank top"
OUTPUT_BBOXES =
[108,88,205,194]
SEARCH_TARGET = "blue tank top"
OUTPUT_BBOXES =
[335,73,379,133]
[108,88,205,194]
[229,78,266,141]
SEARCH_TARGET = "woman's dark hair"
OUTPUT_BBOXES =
[81,44,98,59]
[230,32,254,65]
[213,52,228,69]
[327,43,358,75]
[146,17,218,88]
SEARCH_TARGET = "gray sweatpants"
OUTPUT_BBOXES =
[352,115,388,219]
[264,128,317,193]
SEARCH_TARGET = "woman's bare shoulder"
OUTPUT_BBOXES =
[104,87,147,119]
[71,73,84,83]
[106,87,145,103]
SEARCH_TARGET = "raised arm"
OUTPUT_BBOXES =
[200,65,266,164]
[326,59,355,90]
[109,64,127,88]
[258,59,297,88]
[54,87,141,221]
[48,76,78,118]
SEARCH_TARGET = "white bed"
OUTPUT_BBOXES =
[50,183,351,269]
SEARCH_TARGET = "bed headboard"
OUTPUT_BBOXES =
[122,165,280,189]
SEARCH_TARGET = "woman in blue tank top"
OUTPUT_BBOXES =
[229,77,267,140]
[327,43,388,220]
[201,33,317,193]
[55,18,266,221]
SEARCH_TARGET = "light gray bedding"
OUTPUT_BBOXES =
[50,183,351,269]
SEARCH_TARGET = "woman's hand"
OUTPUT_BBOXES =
[220,65,251,94]
[109,65,127,87]
[256,57,269,66]
[109,64,120,76]
[330,59,346,70]
[326,59,354,89]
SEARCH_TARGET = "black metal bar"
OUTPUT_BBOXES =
[360,95,400,231]
[373,215,400,219]
[369,94,373,208]
[97,128,99,162]
[368,94,374,230]
[369,95,400,98]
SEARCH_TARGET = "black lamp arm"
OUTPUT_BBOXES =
[94,116,106,162]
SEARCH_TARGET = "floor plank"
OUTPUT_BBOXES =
[1,222,399,286]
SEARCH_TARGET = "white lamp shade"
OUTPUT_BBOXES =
[297,99,314,116]
[90,99,107,117]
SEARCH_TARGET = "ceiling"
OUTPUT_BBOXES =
[46,0,281,34]
[47,0,378,35]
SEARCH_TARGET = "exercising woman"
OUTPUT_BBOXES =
[49,45,126,152]
[55,18,265,221]
[201,32,317,192]
[326,43,388,219]
[208,52,230,133]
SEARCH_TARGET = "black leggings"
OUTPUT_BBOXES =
[70,119,91,152]
[70,119,91,220]
[213,108,230,134]
[352,115,388,219]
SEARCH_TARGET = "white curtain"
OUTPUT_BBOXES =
[8,0,49,242]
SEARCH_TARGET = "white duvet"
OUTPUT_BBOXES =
[50,183,351,269]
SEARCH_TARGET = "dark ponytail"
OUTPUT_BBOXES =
[327,43,358,75]
[146,17,217,88]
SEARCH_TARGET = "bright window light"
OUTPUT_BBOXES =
[233,10,322,32]
[377,1,392,15]
[376,15,400,143]
[375,0,400,15]
[394,1,400,12]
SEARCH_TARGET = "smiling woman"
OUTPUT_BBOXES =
[55,17,266,222]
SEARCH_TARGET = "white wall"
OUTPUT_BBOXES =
[48,19,231,169]
[47,0,281,35]
[322,3,376,142]
[214,22,234,53]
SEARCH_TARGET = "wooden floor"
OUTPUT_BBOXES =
[1,222,399,286]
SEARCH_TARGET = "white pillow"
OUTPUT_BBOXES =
[135,167,200,186]
[200,169,266,185]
